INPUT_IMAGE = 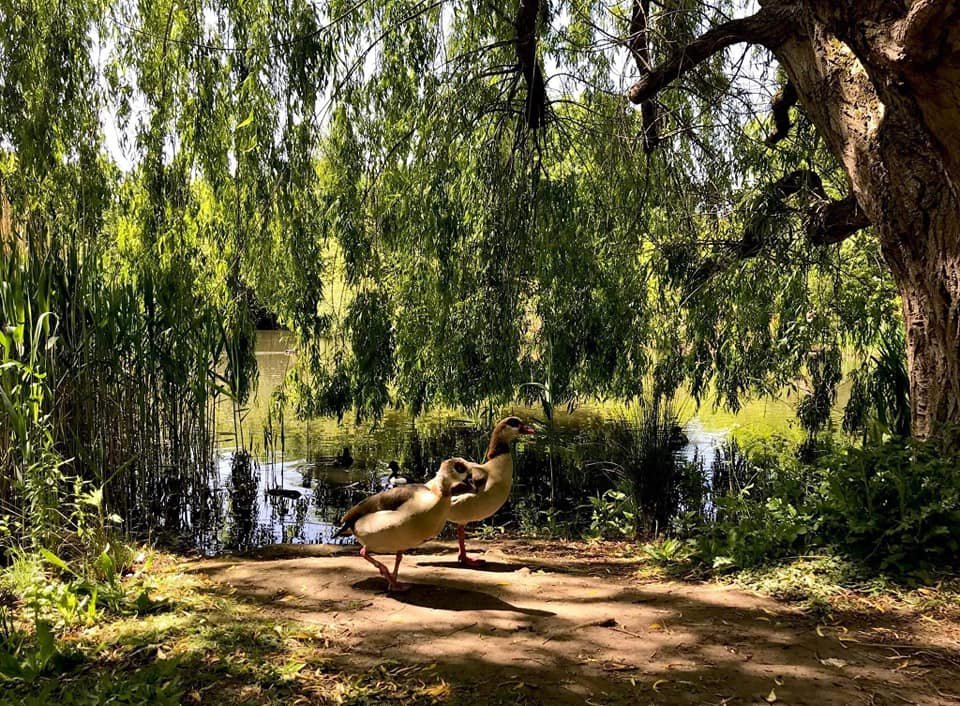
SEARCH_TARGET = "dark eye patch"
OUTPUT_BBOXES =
[506,418,520,427]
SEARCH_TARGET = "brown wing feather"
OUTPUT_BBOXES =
[334,485,420,537]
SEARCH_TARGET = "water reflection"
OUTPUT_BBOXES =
[205,451,372,555]
[200,331,811,555]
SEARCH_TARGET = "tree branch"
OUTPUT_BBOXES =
[515,0,547,129]
[737,170,826,258]
[628,0,659,153]
[626,6,799,105]
[806,193,871,245]
[692,172,870,287]
[764,80,797,146]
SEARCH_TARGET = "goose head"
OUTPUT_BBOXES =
[496,416,536,442]
[435,457,474,496]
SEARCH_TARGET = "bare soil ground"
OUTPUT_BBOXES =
[193,540,960,705]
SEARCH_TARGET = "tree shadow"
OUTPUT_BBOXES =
[350,577,556,616]
[192,543,960,705]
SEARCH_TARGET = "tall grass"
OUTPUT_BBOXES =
[0,229,255,554]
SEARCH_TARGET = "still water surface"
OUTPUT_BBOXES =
[204,331,810,554]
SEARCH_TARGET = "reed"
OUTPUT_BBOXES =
[0,227,255,555]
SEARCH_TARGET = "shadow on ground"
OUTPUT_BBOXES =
[194,540,960,705]
[348,577,557,617]
[415,560,524,573]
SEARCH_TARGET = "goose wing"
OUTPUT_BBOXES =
[334,485,420,537]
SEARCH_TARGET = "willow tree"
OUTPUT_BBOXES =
[305,0,904,433]
[5,1,934,440]
[327,0,953,438]
[624,1,960,439]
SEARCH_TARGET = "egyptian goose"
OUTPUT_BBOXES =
[334,457,473,591]
[386,460,407,486]
[447,416,535,566]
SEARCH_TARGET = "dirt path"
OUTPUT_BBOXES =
[194,540,960,705]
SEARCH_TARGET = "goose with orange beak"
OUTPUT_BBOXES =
[447,416,535,566]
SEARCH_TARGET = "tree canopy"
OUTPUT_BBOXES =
[2,0,905,432]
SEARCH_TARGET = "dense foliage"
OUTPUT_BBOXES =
[666,435,960,576]
[4,0,900,417]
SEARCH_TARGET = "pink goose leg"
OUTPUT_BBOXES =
[457,524,486,567]
[360,547,410,592]
[390,552,410,592]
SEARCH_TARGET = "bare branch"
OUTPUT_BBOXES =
[738,169,826,257]
[515,0,547,129]
[691,171,870,286]
[628,0,659,153]
[626,6,799,105]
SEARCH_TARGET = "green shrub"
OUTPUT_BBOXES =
[690,437,819,569]
[697,491,816,570]
[689,433,960,577]
[585,489,636,540]
[818,437,960,574]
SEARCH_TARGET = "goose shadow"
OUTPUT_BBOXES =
[415,560,521,573]
[350,578,555,617]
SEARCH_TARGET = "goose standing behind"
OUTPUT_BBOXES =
[447,416,535,566]
[334,458,473,591]
[386,460,407,486]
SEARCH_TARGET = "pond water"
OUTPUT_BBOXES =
[202,331,815,555]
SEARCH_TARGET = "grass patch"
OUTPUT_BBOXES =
[633,539,960,623]
[728,555,960,618]
[0,552,458,705]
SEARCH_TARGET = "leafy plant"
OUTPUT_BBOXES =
[690,438,820,569]
[843,325,911,439]
[643,537,693,565]
[818,437,960,574]
[586,489,636,540]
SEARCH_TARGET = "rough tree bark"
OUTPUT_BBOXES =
[515,0,547,128]
[627,0,960,440]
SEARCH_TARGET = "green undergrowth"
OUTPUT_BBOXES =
[729,555,960,619]
[637,541,960,620]
[0,550,460,706]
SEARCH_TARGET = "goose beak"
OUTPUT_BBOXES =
[520,424,535,435]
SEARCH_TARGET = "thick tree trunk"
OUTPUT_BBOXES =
[626,1,960,439]
[767,6,960,441]
[885,213,960,440]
